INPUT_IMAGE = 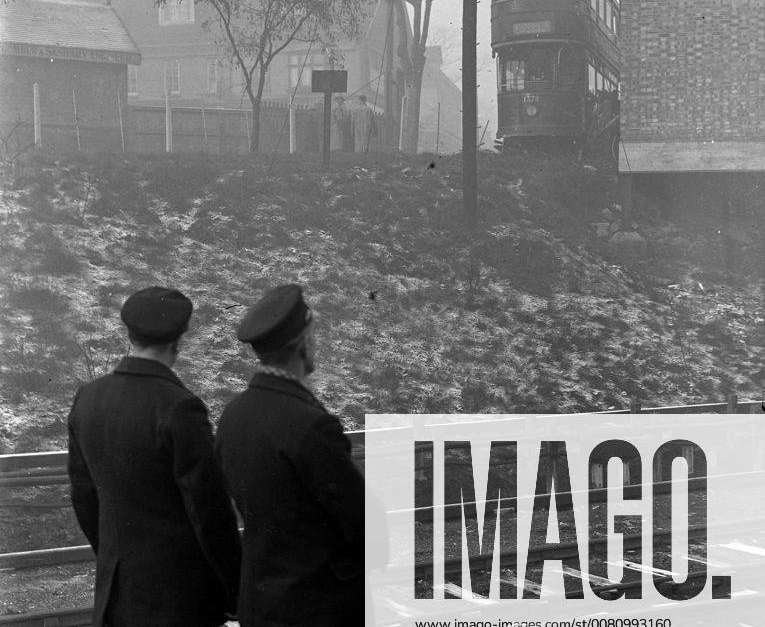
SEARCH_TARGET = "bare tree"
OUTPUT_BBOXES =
[394,0,433,154]
[161,0,365,152]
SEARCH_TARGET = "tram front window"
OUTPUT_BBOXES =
[500,47,554,92]
[502,59,525,91]
[526,48,553,84]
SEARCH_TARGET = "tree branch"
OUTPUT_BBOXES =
[421,0,433,48]
[267,11,314,64]
[207,0,254,93]
[412,0,422,47]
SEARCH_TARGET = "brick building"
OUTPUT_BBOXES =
[0,0,140,154]
[619,1,765,180]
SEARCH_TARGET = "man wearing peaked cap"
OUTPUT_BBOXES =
[216,284,366,626]
[236,283,314,358]
[67,287,241,627]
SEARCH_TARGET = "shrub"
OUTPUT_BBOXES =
[36,245,83,276]
[4,285,70,315]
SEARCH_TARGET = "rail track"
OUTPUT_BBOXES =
[1,398,762,626]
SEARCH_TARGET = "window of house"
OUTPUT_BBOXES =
[128,65,138,96]
[288,52,329,90]
[164,60,181,95]
[588,64,597,93]
[159,0,195,25]
[206,60,218,94]
[605,1,612,31]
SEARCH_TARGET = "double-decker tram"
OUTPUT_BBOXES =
[491,0,621,154]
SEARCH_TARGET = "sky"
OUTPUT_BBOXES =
[426,1,496,142]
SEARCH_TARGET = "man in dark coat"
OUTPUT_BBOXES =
[215,284,365,626]
[67,287,242,627]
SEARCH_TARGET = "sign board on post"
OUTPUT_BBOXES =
[311,70,348,164]
[311,70,348,94]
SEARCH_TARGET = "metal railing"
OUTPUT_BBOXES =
[1,396,762,626]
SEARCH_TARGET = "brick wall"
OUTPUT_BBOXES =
[621,0,765,142]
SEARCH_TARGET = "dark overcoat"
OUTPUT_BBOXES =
[67,357,242,627]
[215,372,365,627]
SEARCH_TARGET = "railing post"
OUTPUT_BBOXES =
[117,88,125,153]
[630,397,641,413]
[218,108,224,156]
[726,393,738,414]
[72,87,81,151]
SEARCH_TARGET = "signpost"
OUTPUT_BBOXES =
[311,69,348,165]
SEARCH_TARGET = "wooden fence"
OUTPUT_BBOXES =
[1,102,391,158]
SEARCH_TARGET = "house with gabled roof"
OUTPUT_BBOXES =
[0,0,141,153]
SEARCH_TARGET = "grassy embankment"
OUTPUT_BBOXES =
[0,150,761,454]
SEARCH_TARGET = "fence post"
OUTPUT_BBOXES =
[72,87,81,151]
[201,103,208,150]
[398,95,407,152]
[435,102,440,154]
[726,394,738,414]
[289,104,296,154]
[33,82,42,148]
[629,397,641,413]
[164,89,173,153]
[244,109,251,153]
[117,89,125,153]
[218,108,223,156]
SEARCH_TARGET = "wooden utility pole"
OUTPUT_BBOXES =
[322,91,332,164]
[384,0,395,146]
[462,0,478,228]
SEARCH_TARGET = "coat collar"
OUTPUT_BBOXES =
[248,371,324,410]
[114,356,186,389]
